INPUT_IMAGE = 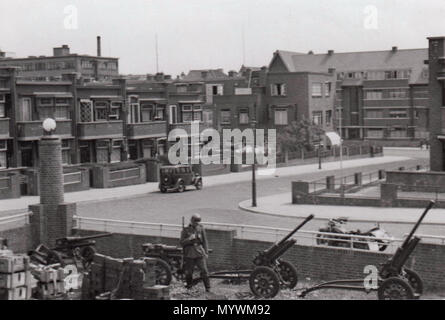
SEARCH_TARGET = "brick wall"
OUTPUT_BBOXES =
[74,228,445,292]
[0,225,31,253]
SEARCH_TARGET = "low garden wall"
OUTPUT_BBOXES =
[0,171,20,200]
[90,162,146,188]
[73,228,445,292]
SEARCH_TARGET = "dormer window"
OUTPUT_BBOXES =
[271,83,287,96]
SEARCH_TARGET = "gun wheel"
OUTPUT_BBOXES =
[249,266,280,298]
[277,260,298,289]
[153,258,173,285]
[377,277,415,300]
[177,181,185,193]
[403,268,423,295]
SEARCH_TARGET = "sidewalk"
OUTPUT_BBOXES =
[0,155,410,215]
[239,193,445,225]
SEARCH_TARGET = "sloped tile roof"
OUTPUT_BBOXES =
[274,48,428,84]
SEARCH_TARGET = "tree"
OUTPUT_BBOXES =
[277,119,325,153]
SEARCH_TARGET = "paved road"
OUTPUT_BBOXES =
[78,154,442,240]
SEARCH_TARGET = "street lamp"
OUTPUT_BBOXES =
[42,118,57,135]
[251,104,257,207]
[318,132,322,170]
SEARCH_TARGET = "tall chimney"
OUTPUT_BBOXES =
[97,36,102,57]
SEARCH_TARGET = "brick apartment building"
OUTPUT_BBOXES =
[0,37,118,81]
[427,36,445,171]
[268,48,429,143]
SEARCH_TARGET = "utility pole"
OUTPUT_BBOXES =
[155,34,159,73]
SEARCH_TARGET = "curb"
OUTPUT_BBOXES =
[238,201,445,225]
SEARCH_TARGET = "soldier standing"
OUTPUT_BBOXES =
[180,213,211,292]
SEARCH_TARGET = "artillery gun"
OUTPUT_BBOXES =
[29,233,112,270]
[247,214,314,297]
[299,200,435,300]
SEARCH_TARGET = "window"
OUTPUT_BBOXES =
[176,85,187,93]
[20,98,32,121]
[239,108,249,124]
[35,62,46,71]
[312,83,322,97]
[109,102,121,120]
[212,85,223,95]
[38,98,53,106]
[182,105,193,122]
[81,60,93,69]
[55,98,70,120]
[365,110,384,118]
[366,90,382,100]
[274,109,288,125]
[96,140,109,164]
[111,140,122,163]
[94,101,109,121]
[0,140,6,168]
[325,82,332,97]
[142,140,153,158]
[271,83,287,96]
[325,110,332,125]
[387,89,408,99]
[220,110,231,124]
[79,100,93,122]
[390,128,407,138]
[193,105,202,121]
[61,140,71,165]
[366,129,384,138]
[389,109,408,118]
[141,104,153,122]
[366,71,385,80]
[155,106,165,120]
[0,94,5,118]
[312,111,323,125]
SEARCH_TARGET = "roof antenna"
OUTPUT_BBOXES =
[242,25,246,66]
[155,33,159,73]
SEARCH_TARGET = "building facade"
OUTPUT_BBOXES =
[0,38,118,82]
[268,49,430,143]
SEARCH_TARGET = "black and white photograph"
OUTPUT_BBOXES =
[0,0,444,313]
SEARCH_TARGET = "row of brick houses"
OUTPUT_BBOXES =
[0,39,437,171]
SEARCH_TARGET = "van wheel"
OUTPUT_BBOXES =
[195,179,203,190]
[160,187,167,193]
[177,181,185,193]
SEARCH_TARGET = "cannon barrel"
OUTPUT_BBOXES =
[56,233,113,243]
[276,214,314,246]
[401,200,434,249]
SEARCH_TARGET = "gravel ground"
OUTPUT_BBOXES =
[169,278,445,300]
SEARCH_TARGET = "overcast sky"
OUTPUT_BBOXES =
[1,0,445,76]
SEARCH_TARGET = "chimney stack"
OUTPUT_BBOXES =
[392,46,398,53]
[97,36,102,57]
[328,50,334,56]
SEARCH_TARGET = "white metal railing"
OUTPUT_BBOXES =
[73,216,422,253]
[0,212,31,230]
[109,167,141,182]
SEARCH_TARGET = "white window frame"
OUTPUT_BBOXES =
[274,109,288,125]
[312,83,322,97]
[21,97,32,121]
[109,102,122,120]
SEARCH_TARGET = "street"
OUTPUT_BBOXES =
[78,149,443,240]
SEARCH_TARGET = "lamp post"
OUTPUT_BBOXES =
[251,104,257,207]
[318,132,322,170]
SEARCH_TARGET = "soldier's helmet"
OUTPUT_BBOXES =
[191,213,201,222]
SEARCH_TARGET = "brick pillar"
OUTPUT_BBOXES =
[29,135,76,247]
[354,172,362,186]
[292,181,309,204]
[326,176,335,191]
[380,183,398,207]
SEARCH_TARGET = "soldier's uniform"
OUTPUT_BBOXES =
[180,215,210,291]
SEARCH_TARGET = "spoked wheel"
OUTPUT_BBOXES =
[153,258,173,285]
[195,179,203,190]
[249,266,280,298]
[377,277,415,300]
[315,233,329,245]
[277,260,298,289]
[80,246,97,269]
[177,181,185,193]
[403,269,423,296]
